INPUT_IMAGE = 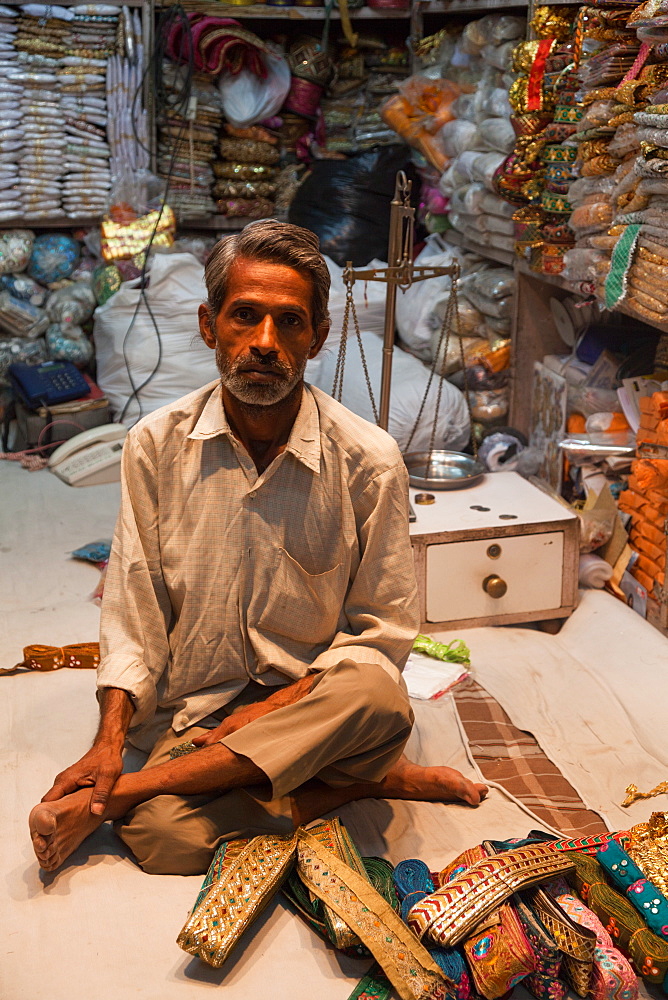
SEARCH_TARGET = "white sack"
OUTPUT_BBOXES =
[310,329,470,453]
[306,255,388,384]
[93,252,219,426]
[395,242,458,360]
[218,50,291,127]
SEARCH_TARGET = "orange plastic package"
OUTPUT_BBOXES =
[629,458,668,495]
[380,76,461,172]
[638,519,666,548]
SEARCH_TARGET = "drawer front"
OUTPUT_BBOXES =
[425,531,564,623]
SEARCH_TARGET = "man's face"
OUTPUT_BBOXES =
[199,257,329,407]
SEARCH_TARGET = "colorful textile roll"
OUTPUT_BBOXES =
[407,845,574,949]
[597,842,668,941]
[527,886,596,997]
[393,860,472,998]
[568,851,668,990]
[555,892,638,1000]
[436,846,536,998]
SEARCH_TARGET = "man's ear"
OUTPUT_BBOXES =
[198,303,216,350]
[309,320,331,359]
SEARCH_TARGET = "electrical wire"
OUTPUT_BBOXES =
[119,5,195,425]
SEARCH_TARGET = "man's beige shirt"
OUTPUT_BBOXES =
[97,380,420,750]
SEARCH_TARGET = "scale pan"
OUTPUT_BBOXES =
[404,450,485,490]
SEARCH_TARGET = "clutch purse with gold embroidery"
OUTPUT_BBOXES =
[177,832,297,968]
[407,844,574,948]
[526,886,596,997]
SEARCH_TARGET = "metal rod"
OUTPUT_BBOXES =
[378,171,413,431]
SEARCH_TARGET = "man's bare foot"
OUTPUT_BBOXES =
[292,756,488,826]
[377,756,488,806]
[29,788,104,872]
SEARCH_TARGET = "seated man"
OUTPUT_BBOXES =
[30,221,487,875]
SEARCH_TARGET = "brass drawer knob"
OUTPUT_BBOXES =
[483,574,508,599]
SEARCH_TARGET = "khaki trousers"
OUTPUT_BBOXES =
[118,659,413,875]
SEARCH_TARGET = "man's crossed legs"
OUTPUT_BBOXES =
[30,660,488,874]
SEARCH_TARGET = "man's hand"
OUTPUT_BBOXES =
[191,702,274,747]
[192,675,316,748]
[40,687,134,816]
[41,741,124,816]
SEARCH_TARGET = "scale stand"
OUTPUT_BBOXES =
[338,170,461,432]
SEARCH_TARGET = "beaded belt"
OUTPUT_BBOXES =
[1,642,100,676]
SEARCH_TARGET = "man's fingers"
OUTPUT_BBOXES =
[90,770,119,816]
[41,775,80,802]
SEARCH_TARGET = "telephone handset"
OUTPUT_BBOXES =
[48,423,127,487]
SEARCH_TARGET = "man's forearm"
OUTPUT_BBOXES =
[95,687,135,748]
[262,674,315,710]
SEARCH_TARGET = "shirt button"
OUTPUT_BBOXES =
[248,491,256,498]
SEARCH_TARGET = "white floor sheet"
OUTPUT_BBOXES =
[1,462,665,1000]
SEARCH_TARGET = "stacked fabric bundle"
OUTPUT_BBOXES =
[0,5,22,224]
[436,14,526,256]
[214,126,279,219]
[558,3,668,318]
[0,2,123,223]
[494,8,580,273]
[10,5,71,221]
[618,390,668,598]
[157,64,221,219]
[59,3,120,219]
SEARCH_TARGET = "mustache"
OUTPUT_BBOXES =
[226,353,296,378]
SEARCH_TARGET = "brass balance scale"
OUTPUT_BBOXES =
[330,170,485,495]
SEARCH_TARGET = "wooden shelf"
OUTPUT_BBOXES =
[515,259,668,335]
[442,228,515,267]
[177,215,261,230]
[421,0,528,12]
[156,2,412,18]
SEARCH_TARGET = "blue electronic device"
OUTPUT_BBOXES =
[9,361,90,409]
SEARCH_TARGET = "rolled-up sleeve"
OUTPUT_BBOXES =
[310,462,419,682]
[97,428,173,729]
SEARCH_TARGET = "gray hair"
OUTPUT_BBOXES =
[204,220,331,331]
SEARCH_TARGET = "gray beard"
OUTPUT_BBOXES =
[216,346,308,406]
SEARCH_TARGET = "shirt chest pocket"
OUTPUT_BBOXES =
[257,547,347,646]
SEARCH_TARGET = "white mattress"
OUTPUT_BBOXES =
[1,461,665,1000]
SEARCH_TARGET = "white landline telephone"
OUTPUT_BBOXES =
[48,423,127,487]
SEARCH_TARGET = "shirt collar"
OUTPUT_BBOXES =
[187,381,321,475]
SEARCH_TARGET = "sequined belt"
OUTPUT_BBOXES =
[1,642,100,676]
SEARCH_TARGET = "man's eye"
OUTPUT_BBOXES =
[282,315,301,327]
[235,309,254,321]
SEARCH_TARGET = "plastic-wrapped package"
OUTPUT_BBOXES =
[93,252,220,425]
[450,182,486,214]
[568,384,621,418]
[46,282,96,328]
[46,323,93,364]
[451,92,477,123]
[462,14,525,55]
[577,100,619,130]
[463,285,512,319]
[561,248,608,281]
[0,334,46,384]
[433,332,485,375]
[577,509,615,553]
[468,267,515,300]
[218,50,291,128]
[607,122,641,159]
[568,176,615,206]
[478,117,515,154]
[481,41,516,72]
[438,119,479,158]
[0,228,34,274]
[470,387,509,423]
[480,87,513,119]
[486,214,515,235]
[471,151,506,190]
[569,202,614,233]
[480,191,515,217]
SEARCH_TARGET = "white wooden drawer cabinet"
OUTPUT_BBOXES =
[409,471,579,629]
